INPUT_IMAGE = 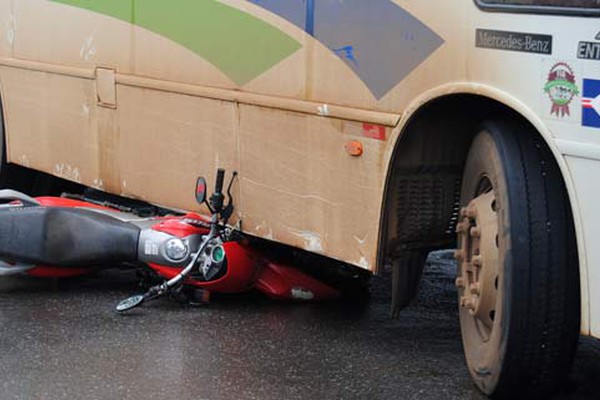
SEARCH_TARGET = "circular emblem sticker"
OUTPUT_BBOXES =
[544,62,579,118]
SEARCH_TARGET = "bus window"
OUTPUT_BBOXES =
[480,0,599,6]
[477,0,600,14]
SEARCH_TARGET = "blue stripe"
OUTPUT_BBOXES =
[583,79,600,98]
[582,79,600,129]
[249,0,444,99]
[305,0,315,36]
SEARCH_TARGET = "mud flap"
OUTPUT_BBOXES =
[391,251,427,318]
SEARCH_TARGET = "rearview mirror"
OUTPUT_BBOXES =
[195,177,208,205]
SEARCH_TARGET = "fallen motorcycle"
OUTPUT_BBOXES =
[0,169,340,312]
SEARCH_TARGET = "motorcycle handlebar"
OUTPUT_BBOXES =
[215,169,225,194]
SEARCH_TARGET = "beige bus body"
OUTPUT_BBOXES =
[0,1,598,338]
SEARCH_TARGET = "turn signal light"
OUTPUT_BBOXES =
[345,140,363,157]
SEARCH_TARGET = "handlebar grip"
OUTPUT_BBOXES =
[215,169,225,194]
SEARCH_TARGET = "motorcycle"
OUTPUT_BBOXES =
[0,169,340,312]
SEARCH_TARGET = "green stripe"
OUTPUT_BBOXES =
[51,0,133,23]
[51,0,301,85]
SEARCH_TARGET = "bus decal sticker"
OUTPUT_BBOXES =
[51,0,444,99]
[544,62,580,118]
[582,79,600,129]
[362,124,386,141]
[332,46,359,69]
[577,33,600,61]
[249,0,445,99]
[476,29,553,55]
[578,42,600,60]
[50,0,302,85]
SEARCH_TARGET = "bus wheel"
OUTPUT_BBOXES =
[455,120,579,399]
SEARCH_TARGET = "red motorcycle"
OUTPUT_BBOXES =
[0,169,340,312]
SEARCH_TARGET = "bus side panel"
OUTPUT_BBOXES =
[0,0,12,59]
[564,155,600,337]
[237,104,385,270]
[0,67,101,184]
[13,1,134,73]
[113,85,239,212]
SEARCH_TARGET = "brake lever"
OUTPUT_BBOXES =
[221,171,238,223]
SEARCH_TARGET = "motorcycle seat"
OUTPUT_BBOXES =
[0,206,140,267]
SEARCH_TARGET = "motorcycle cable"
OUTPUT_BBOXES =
[115,216,220,313]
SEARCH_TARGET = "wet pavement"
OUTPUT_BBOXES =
[1,251,599,400]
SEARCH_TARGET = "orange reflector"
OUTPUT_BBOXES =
[345,141,364,157]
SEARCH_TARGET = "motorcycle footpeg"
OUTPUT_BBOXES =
[116,282,169,313]
[115,294,146,313]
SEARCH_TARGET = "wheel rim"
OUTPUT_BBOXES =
[455,185,500,343]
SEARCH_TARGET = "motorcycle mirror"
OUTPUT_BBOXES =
[116,294,145,313]
[195,177,208,205]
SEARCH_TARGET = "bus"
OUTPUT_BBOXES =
[0,0,598,397]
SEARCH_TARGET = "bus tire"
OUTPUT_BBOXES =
[454,120,579,399]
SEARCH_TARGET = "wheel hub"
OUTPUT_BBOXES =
[455,191,499,341]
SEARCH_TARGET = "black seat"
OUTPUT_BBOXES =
[0,207,140,267]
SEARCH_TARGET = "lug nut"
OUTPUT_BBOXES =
[470,227,481,238]
[455,277,465,288]
[454,249,464,261]
[460,297,476,310]
[465,298,476,310]
[469,283,480,295]
[467,206,477,218]
[472,256,482,267]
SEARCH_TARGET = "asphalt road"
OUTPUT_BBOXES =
[1,252,599,400]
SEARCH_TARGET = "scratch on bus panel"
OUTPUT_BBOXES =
[18,155,30,167]
[317,104,330,116]
[287,228,324,253]
[54,163,81,183]
[242,177,341,207]
[254,221,274,240]
[80,35,97,61]
[353,234,370,269]
[353,234,367,246]
[6,12,16,46]
[92,178,104,190]
[120,180,128,196]
[82,103,91,117]
[357,256,370,269]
